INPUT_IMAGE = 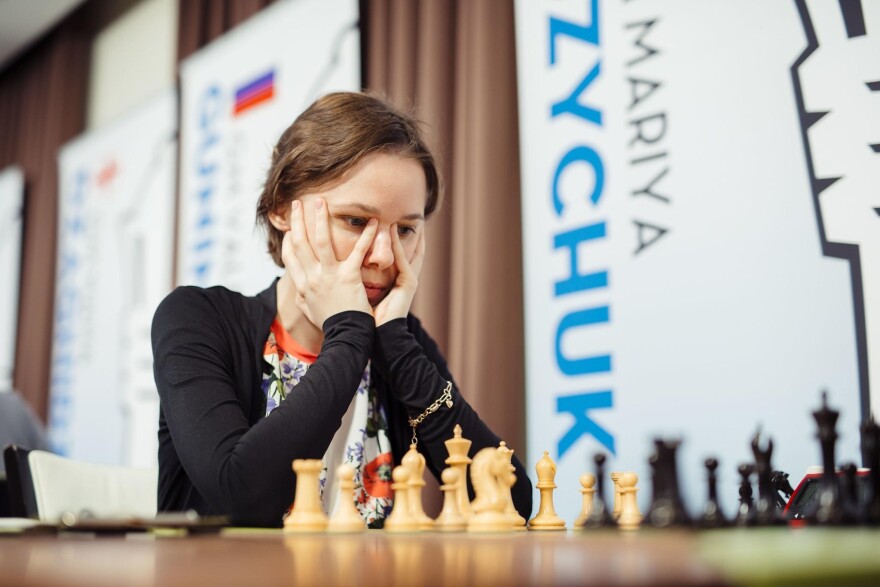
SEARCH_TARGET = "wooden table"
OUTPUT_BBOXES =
[1,527,878,586]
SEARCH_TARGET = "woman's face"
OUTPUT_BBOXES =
[295,152,427,306]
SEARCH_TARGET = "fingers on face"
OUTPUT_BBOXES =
[412,224,426,273]
[390,224,409,271]
[282,230,308,292]
[391,224,426,276]
[289,200,317,267]
[347,217,378,266]
[313,197,334,263]
[280,229,293,266]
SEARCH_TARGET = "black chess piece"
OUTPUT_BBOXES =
[642,451,662,524]
[751,428,785,526]
[770,470,794,511]
[735,463,755,527]
[699,457,728,528]
[811,391,843,525]
[838,462,861,525]
[861,415,880,525]
[584,453,616,528]
[642,438,690,528]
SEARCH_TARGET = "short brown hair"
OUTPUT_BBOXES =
[256,92,441,267]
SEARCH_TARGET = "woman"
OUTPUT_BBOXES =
[152,92,532,527]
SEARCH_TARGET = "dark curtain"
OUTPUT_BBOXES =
[0,8,92,421]
[177,0,277,62]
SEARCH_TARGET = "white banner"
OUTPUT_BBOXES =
[177,0,360,294]
[49,90,177,467]
[516,0,878,521]
[0,165,24,393]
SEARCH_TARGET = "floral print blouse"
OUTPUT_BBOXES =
[262,318,393,527]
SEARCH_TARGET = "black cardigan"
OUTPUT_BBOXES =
[151,280,533,527]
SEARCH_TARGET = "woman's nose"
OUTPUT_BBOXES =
[364,227,394,269]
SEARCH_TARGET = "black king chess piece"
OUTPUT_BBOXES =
[700,458,728,528]
[643,438,690,528]
[811,391,843,524]
[584,453,616,528]
[751,429,785,526]
[861,415,880,525]
[735,463,755,526]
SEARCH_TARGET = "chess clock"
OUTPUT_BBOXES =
[785,468,870,524]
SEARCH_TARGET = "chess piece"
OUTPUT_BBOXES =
[751,429,785,526]
[584,453,615,528]
[770,470,794,511]
[573,473,596,528]
[327,464,366,533]
[811,392,843,525]
[528,451,566,530]
[735,463,756,527]
[284,459,329,533]
[402,444,434,530]
[839,462,861,525]
[435,467,467,531]
[498,442,527,530]
[861,415,880,525]
[643,452,662,524]
[616,472,642,530]
[385,465,418,532]
[700,458,728,528]
[642,439,689,528]
[445,425,473,520]
[468,447,511,532]
[610,472,622,519]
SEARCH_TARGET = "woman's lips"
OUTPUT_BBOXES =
[364,283,387,305]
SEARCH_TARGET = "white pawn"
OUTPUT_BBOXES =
[384,466,418,533]
[435,467,467,531]
[328,464,366,533]
[573,473,596,528]
[617,472,643,530]
[610,471,622,519]
[402,444,434,529]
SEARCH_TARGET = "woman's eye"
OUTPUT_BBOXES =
[398,225,416,237]
[343,216,367,229]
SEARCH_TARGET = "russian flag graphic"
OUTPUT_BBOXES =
[233,69,275,116]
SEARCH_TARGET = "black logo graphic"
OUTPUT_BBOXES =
[792,0,879,420]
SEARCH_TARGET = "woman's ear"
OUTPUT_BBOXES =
[267,205,291,231]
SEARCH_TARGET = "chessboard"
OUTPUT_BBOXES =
[2,525,879,587]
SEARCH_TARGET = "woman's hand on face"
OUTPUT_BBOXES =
[281,198,376,328]
[373,224,426,326]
